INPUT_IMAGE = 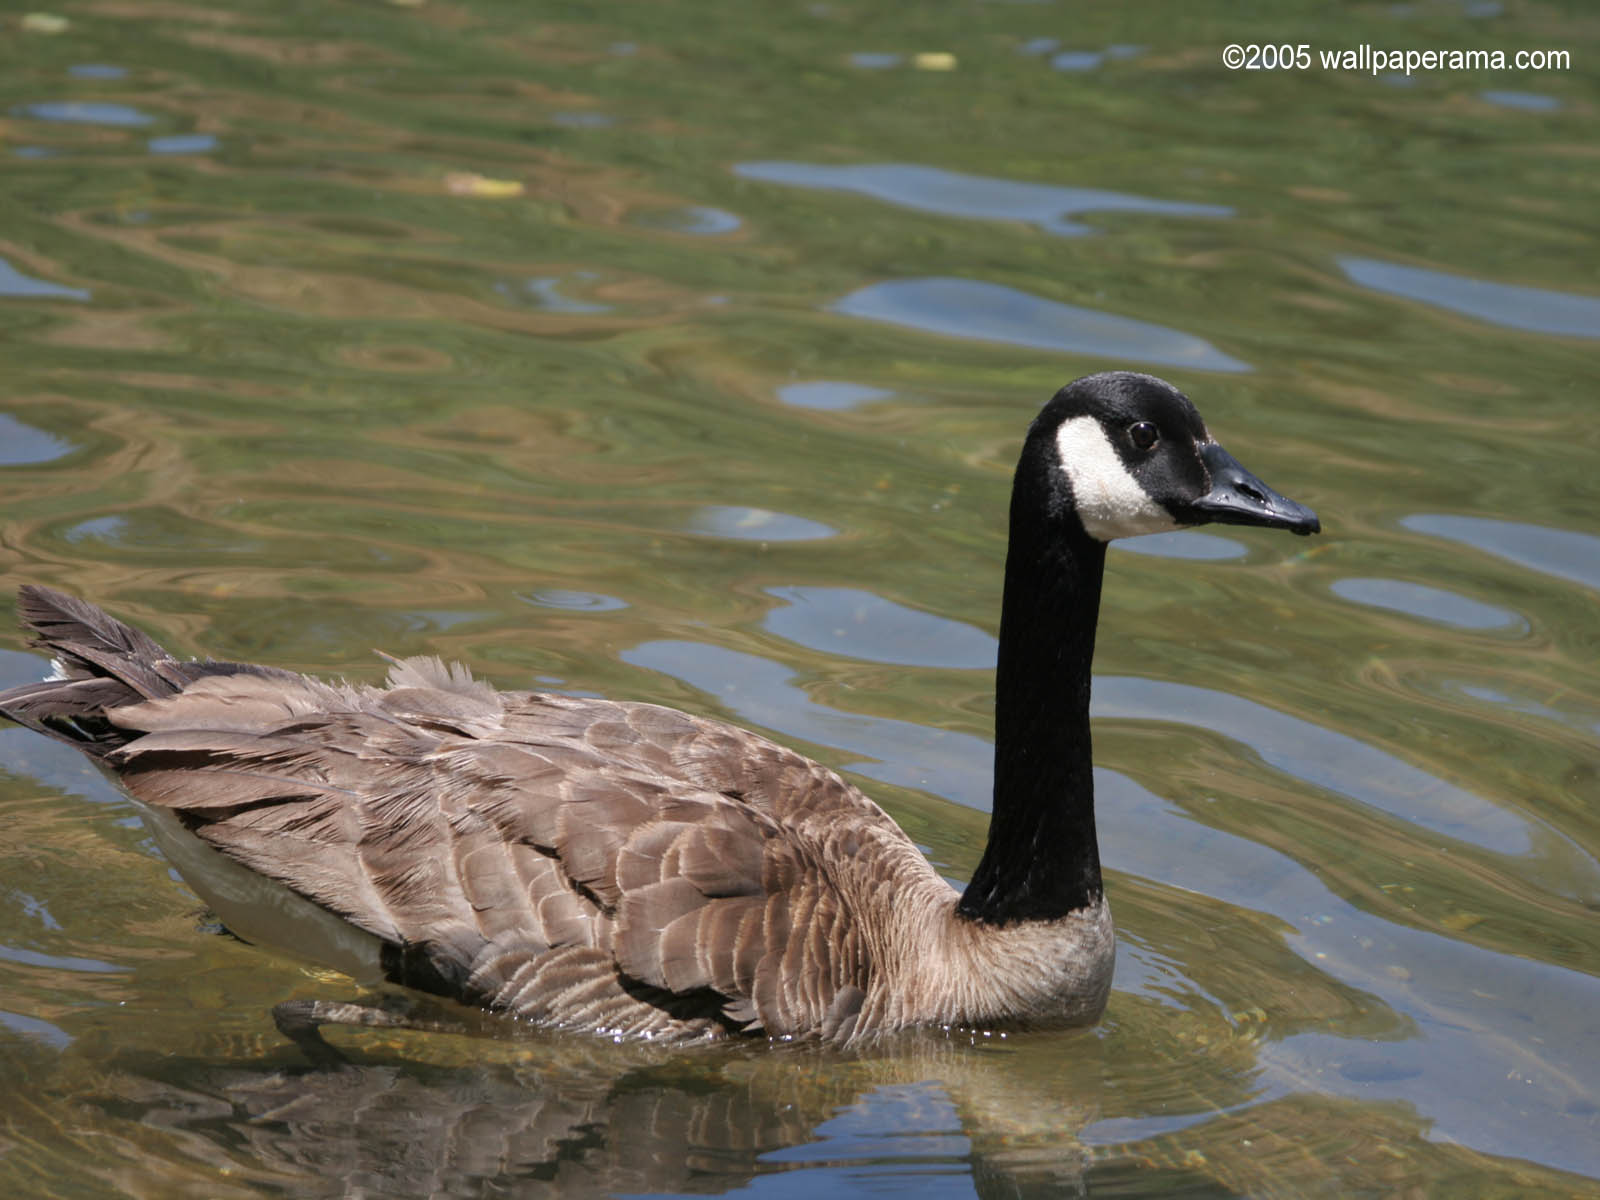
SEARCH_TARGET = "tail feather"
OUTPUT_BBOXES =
[3,586,184,754]
[3,586,307,755]
[0,677,138,753]
[17,585,174,687]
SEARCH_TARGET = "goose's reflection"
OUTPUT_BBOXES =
[93,1031,1127,1198]
[58,734,1121,1196]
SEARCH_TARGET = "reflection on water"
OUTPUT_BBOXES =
[1095,675,1539,855]
[1479,89,1561,111]
[0,1009,72,1049]
[1340,257,1600,338]
[0,257,89,301]
[521,276,612,313]
[1402,513,1600,591]
[67,64,128,79]
[1329,576,1524,631]
[848,52,902,69]
[0,942,123,974]
[61,515,130,545]
[0,1036,1144,1198]
[634,206,743,235]
[0,415,73,466]
[1052,51,1106,71]
[759,1081,970,1171]
[1111,531,1247,561]
[519,588,629,612]
[688,506,838,542]
[1453,682,1600,737]
[147,133,218,155]
[736,161,1231,237]
[832,278,1252,371]
[12,100,154,125]
[776,380,894,411]
[1092,769,1600,1175]
[763,585,996,668]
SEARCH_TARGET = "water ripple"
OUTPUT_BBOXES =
[519,588,628,612]
[0,257,90,301]
[687,506,837,542]
[0,1009,73,1049]
[0,415,74,466]
[1330,577,1525,632]
[735,161,1231,236]
[1479,90,1561,111]
[0,943,123,974]
[1112,531,1247,561]
[1401,514,1600,592]
[1095,768,1600,1178]
[634,206,742,235]
[1094,675,1536,855]
[777,380,893,411]
[1341,257,1600,338]
[832,278,1252,372]
[12,100,154,126]
[148,134,218,155]
[763,585,996,669]
[522,276,610,314]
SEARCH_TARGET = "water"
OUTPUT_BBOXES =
[1,2,1596,1196]
[831,277,1254,372]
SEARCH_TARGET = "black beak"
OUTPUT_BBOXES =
[1186,442,1321,535]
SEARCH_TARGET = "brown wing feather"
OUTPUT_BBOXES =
[93,652,937,1042]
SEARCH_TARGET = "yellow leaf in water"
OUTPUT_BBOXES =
[445,172,525,198]
[21,12,70,33]
[913,52,957,71]
[1440,911,1485,932]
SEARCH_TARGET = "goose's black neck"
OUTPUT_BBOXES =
[958,460,1106,926]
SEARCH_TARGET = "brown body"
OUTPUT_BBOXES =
[2,587,1112,1043]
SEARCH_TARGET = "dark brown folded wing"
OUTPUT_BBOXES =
[106,656,932,1042]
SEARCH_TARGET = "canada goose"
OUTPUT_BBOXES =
[0,371,1318,1048]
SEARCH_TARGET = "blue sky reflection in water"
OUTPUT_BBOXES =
[1401,514,1600,592]
[831,278,1252,372]
[1340,257,1600,338]
[1328,577,1525,632]
[10,99,154,126]
[0,0,1597,1194]
[735,161,1231,236]
[0,257,89,301]
[0,416,74,466]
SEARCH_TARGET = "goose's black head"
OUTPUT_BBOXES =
[1022,372,1320,542]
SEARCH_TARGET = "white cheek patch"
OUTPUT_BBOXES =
[1054,417,1181,541]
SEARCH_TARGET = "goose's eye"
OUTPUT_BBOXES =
[1129,421,1159,451]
